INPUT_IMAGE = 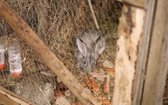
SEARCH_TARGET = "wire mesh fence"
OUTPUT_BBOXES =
[0,0,122,104]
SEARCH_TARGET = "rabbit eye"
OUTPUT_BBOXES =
[84,61,87,66]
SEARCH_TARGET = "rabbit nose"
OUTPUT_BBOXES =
[86,65,92,73]
[87,69,92,73]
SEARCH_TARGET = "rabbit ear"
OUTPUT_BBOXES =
[77,38,87,56]
[94,36,106,54]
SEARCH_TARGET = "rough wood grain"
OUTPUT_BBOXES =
[141,0,168,105]
[0,0,100,105]
[112,5,145,105]
[116,0,145,8]
[0,86,35,105]
[132,0,156,105]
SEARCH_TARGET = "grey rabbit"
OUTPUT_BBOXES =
[75,29,106,73]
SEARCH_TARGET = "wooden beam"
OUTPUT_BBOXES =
[141,0,168,105]
[0,92,19,105]
[0,86,36,105]
[112,4,145,105]
[132,0,157,105]
[116,0,146,8]
[0,0,100,105]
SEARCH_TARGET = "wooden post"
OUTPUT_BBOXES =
[141,0,168,104]
[112,2,145,105]
[132,0,156,104]
[0,0,100,105]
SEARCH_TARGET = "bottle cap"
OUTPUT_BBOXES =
[12,73,21,77]
[0,64,5,69]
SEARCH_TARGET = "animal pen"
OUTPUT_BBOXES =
[0,0,167,105]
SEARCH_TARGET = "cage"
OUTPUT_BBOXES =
[0,0,167,105]
[0,0,122,105]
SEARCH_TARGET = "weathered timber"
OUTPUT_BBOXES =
[141,0,168,105]
[112,4,145,105]
[132,0,157,105]
[0,86,36,105]
[116,0,145,8]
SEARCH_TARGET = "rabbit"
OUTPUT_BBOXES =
[75,29,106,73]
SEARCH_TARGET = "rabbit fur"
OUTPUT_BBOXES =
[75,29,106,73]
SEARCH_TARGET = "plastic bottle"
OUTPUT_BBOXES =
[8,43,22,77]
[0,41,5,69]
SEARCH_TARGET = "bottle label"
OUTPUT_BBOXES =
[0,64,4,69]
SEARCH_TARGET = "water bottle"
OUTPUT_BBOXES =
[0,41,5,69]
[8,43,22,77]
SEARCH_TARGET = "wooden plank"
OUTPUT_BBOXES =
[141,0,168,105]
[0,0,100,105]
[116,0,146,8]
[112,4,145,105]
[132,0,157,105]
[0,92,19,105]
[0,86,36,105]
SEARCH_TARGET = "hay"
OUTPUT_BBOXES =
[0,0,122,104]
